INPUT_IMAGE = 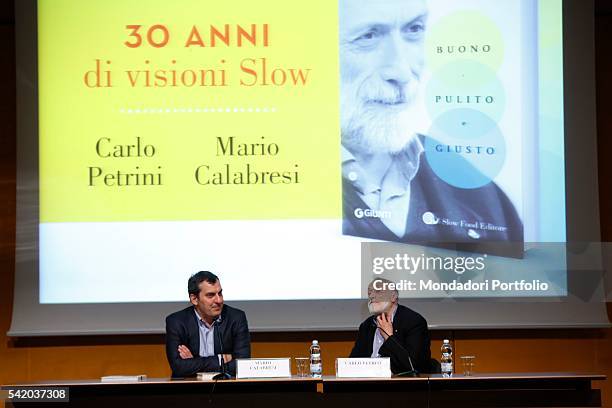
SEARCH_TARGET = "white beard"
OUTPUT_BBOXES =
[341,75,422,155]
[368,301,391,315]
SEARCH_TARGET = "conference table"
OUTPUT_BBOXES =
[2,372,606,407]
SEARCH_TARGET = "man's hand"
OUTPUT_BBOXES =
[221,354,233,363]
[376,313,393,340]
[178,345,193,359]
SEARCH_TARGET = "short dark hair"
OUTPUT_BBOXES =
[188,271,219,297]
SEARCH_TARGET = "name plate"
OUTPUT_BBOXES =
[236,358,292,379]
[335,358,391,378]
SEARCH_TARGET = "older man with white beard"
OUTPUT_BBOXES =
[349,278,432,374]
[340,0,523,254]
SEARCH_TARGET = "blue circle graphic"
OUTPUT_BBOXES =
[425,108,506,189]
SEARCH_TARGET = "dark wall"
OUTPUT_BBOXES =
[596,12,612,240]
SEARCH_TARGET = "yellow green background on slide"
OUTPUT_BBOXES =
[38,0,340,222]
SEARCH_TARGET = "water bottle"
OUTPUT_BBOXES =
[309,340,322,377]
[441,339,453,377]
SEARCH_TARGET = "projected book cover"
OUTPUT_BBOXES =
[38,0,566,302]
[340,0,528,255]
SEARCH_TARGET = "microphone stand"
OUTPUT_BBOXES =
[373,319,419,377]
[212,317,232,380]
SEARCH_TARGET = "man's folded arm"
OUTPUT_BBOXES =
[170,354,221,377]
[165,317,221,377]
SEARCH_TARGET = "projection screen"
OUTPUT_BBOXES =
[9,0,610,336]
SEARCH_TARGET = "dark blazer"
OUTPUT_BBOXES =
[349,304,431,374]
[343,135,524,258]
[165,304,251,378]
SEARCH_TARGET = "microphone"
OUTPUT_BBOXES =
[372,317,419,377]
[212,315,232,380]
